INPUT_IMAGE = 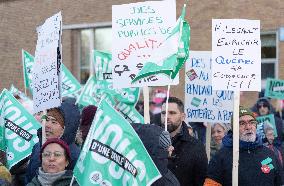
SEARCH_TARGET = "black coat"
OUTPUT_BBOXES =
[207,132,282,186]
[168,122,208,186]
[131,123,180,186]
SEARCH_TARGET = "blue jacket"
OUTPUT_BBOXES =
[207,131,282,186]
[25,98,81,185]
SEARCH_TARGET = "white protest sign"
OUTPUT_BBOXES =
[33,12,62,113]
[112,0,178,88]
[185,51,233,123]
[212,19,261,91]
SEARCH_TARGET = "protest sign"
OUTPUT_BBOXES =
[112,0,178,88]
[184,51,233,123]
[0,89,41,170]
[132,4,190,83]
[212,19,261,91]
[22,49,34,92]
[256,114,277,140]
[265,78,284,99]
[73,100,161,185]
[94,50,140,105]
[23,50,81,97]
[32,12,62,113]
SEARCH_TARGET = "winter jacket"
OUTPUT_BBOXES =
[207,131,282,186]
[254,97,284,144]
[168,122,208,186]
[131,123,180,186]
[25,98,81,184]
[26,170,78,186]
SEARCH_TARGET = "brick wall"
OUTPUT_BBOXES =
[0,0,283,108]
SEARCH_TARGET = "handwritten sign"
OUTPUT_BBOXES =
[265,78,284,99]
[184,51,233,123]
[32,12,62,113]
[212,19,261,91]
[112,0,178,88]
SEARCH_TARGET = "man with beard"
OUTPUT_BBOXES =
[204,107,282,186]
[161,97,208,186]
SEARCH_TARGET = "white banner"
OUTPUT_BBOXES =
[212,19,261,91]
[185,51,233,123]
[112,0,178,88]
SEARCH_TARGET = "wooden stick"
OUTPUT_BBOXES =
[232,91,240,186]
[143,86,150,124]
[164,84,171,131]
[205,123,211,162]
[42,110,47,144]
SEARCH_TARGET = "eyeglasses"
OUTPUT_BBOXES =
[257,104,269,109]
[42,151,65,159]
[239,120,257,127]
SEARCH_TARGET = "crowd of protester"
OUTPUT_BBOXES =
[1,95,284,186]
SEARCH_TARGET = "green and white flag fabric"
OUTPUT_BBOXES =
[116,102,144,124]
[93,50,140,105]
[73,100,161,186]
[10,84,32,103]
[76,75,97,107]
[61,63,82,96]
[9,85,34,114]
[93,51,143,123]
[0,89,41,170]
[22,49,34,92]
[22,50,81,97]
[132,4,190,83]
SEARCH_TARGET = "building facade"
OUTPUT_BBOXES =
[0,0,283,108]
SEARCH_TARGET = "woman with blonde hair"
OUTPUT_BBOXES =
[210,123,230,159]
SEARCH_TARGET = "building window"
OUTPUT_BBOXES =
[261,33,277,88]
[80,27,112,83]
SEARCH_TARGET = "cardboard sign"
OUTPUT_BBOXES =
[265,78,284,99]
[23,50,81,97]
[184,51,233,123]
[32,12,62,113]
[212,19,261,91]
[112,0,178,88]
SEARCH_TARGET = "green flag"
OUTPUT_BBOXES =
[0,89,41,170]
[132,4,190,83]
[265,78,284,99]
[0,91,6,151]
[22,49,34,92]
[9,85,34,114]
[116,102,144,124]
[73,100,161,185]
[93,50,140,105]
[93,51,144,123]
[61,63,82,96]
[76,75,98,107]
[22,50,81,97]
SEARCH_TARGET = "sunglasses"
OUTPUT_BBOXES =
[257,103,269,109]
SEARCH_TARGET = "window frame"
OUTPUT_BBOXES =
[260,31,278,88]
